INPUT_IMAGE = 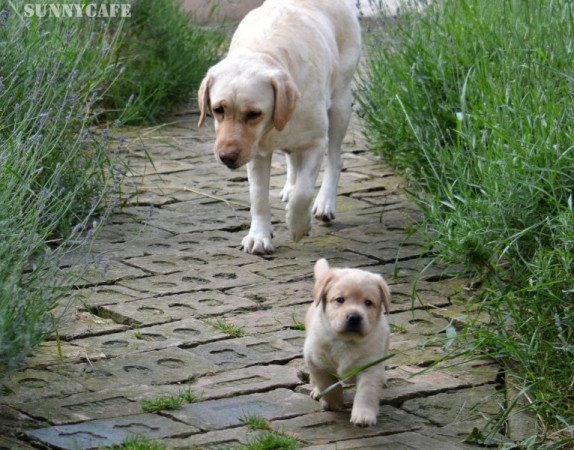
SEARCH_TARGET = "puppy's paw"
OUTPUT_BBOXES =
[350,406,378,427]
[310,386,321,400]
[241,232,274,255]
[312,195,336,222]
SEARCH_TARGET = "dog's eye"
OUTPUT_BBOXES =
[365,299,373,307]
[245,110,262,122]
[213,106,224,116]
[335,297,345,304]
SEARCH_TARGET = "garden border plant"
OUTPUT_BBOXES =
[0,0,224,381]
[358,0,573,447]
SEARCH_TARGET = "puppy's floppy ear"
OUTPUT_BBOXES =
[270,70,300,131]
[197,74,212,128]
[377,275,391,315]
[313,259,332,307]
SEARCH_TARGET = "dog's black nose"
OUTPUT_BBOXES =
[219,151,239,170]
[346,313,362,328]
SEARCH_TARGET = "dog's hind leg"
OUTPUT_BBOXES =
[313,88,352,222]
[287,145,324,242]
[280,152,296,203]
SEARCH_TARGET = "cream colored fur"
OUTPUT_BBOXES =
[198,0,361,254]
[304,258,391,426]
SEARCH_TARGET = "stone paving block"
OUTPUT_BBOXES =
[23,340,107,369]
[72,284,143,307]
[26,413,196,450]
[52,347,218,391]
[57,260,147,288]
[100,291,258,326]
[151,200,250,234]
[191,330,303,370]
[77,318,227,358]
[302,431,476,450]
[118,266,266,295]
[387,281,456,312]
[227,280,313,307]
[241,249,379,283]
[1,370,75,413]
[12,386,149,425]
[190,364,303,400]
[381,365,496,405]
[270,407,425,445]
[127,158,197,176]
[140,229,255,254]
[223,305,305,335]
[51,305,129,341]
[389,333,446,367]
[401,384,503,427]
[164,426,259,449]
[164,388,320,430]
[95,221,174,244]
[389,309,450,337]
[124,246,261,275]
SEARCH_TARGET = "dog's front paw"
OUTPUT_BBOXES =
[350,406,378,427]
[241,232,274,254]
[312,195,336,222]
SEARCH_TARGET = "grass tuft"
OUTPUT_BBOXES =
[141,388,201,413]
[240,431,300,450]
[111,436,166,450]
[211,318,245,337]
[241,414,272,431]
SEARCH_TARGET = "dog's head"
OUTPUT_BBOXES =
[197,55,300,170]
[313,258,390,340]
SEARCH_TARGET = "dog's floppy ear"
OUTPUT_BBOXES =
[270,70,300,131]
[377,275,391,315]
[197,74,212,128]
[313,258,333,307]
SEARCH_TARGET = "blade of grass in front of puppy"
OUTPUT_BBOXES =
[315,353,397,400]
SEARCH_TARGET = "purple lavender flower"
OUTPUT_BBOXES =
[0,9,9,26]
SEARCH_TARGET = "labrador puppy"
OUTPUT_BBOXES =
[197,0,361,254]
[304,258,391,426]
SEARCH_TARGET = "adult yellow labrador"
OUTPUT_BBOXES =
[198,0,361,254]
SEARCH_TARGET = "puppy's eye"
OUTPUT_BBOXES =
[245,110,262,122]
[335,297,345,304]
[213,106,224,116]
[365,299,373,307]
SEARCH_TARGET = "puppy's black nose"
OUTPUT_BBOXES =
[219,151,239,170]
[346,313,362,328]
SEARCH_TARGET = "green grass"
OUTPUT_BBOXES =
[111,436,166,450]
[0,0,223,381]
[241,414,272,431]
[141,388,201,412]
[211,318,245,337]
[358,0,573,446]
[102,0,225,123]
[239,431,300,450]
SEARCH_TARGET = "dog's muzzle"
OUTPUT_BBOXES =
[218,150,240,170]
[344,313,363,333]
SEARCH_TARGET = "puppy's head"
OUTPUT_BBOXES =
[313,258,390,340]
[197,56,299,170]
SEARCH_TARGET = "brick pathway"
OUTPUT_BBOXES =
[0,114,504,449]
